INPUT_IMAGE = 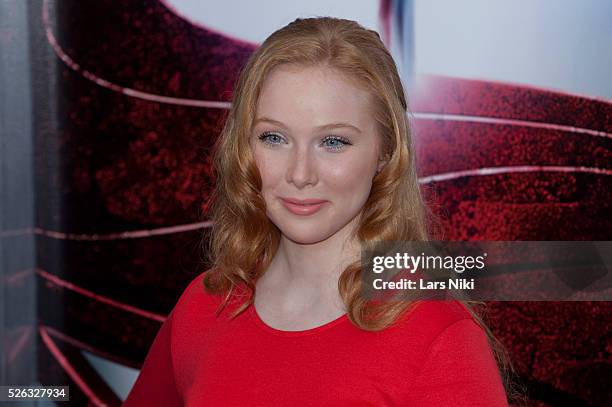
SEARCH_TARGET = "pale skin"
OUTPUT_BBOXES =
[249,64,387,330]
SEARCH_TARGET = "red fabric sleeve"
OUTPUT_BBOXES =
[408,318,509,406]
[122,310,182,407]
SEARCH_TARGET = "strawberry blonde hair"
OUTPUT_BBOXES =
[202,16,523,403]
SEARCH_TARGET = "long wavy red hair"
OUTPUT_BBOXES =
[202,16,523,404]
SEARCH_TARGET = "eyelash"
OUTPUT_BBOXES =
[257,131,352,151]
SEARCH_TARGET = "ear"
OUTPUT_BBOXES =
[376,154,389,174]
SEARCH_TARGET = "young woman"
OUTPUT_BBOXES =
[124,17,513,406]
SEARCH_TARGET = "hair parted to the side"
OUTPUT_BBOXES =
[201,16,524,404]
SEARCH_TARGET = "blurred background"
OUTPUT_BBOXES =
[1,0,610,405]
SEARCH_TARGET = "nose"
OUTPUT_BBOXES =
[286,146,317,188]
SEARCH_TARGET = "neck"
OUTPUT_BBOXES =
[258,217,362,302]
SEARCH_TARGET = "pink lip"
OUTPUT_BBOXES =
[281,197,327,205]
[280,197,328,216]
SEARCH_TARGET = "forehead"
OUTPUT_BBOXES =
[255,65,374,130]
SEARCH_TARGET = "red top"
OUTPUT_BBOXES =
[123,272,508,406]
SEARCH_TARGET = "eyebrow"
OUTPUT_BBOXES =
[253,116,363,134]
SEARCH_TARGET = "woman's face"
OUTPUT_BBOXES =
[250,65,385,245]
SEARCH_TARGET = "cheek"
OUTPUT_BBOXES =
[327,161,375,196]
[253,149,284,192]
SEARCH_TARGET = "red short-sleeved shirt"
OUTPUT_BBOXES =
[123,272,508,406]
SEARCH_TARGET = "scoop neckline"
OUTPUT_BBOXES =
[249,302,350,337]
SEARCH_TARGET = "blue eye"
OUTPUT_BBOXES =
[258,132,285,145]
[257,132,352,151]
[259,131,281,144]
[322,135,351,151]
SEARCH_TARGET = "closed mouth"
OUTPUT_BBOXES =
[281,197,327,205]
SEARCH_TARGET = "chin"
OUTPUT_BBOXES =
[275,222,335,245]
[285,229,332,245]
